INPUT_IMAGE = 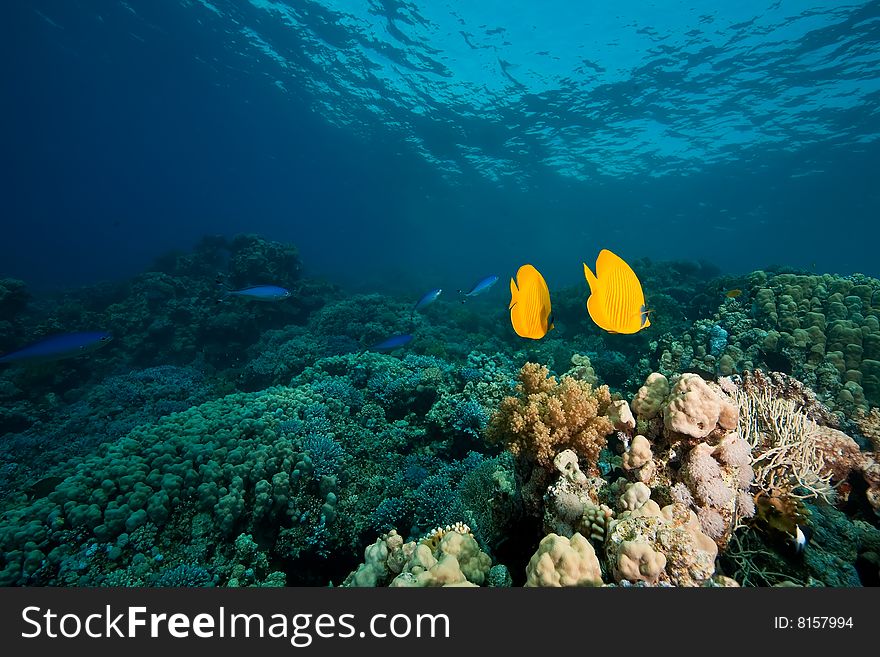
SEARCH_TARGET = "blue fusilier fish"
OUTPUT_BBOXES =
[220,285,291,301]
[0,331,112,365]
[370,334,413,351]
[459,275,499,303]
[412,288,442,317]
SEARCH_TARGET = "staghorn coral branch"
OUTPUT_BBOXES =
[737,388,835,501]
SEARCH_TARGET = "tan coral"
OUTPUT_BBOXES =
[391,529,491,587]
[487,362,614,473]
[619,481,652,512]
[609,400,636,433]
[663,373,738,440]
[554,449,587,485]
[343,530,410,586]
[607,491,718,587]
[542,451,607,537]
[622,434,656,483]
[631,373,670,421]
[525,532,603,587]
[616,541,667,584]
[658,503,719,587]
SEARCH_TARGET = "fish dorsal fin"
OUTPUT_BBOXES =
[509,277,519,310]
[596,249,629,279]
[597,251,643,300]
[583,262,599,293]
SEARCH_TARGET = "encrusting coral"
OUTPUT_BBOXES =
[605,490,719,587]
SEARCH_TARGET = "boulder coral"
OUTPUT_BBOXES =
[662,373,739,442]
[525,532,603,587]
[656,271,880,414]
[344,526,492,587]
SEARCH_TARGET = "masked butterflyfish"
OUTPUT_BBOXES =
[509,264,554,339]
[583,249,651,334]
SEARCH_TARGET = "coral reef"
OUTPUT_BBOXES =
[2,238,879,589]
[343,526,492,587]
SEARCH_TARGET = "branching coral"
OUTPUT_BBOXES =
[738,369,839,428]
[736,378,880,515]
[486,362,614,474]
[737,387,837,501]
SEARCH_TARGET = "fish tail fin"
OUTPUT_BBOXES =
[215,276,232,302]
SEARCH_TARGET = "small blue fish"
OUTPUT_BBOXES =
[459,275,499,302]
[0,332,112,365]
[370,334,413,351]
[220,285,291,302]
[412,288,442,315]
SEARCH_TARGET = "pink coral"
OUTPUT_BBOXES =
[715,433,752,467]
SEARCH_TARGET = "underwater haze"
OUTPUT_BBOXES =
[2,1,880,590]
[3,0,880,292]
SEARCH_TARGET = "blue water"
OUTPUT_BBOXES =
[3,0,879,293]
[2,1,880,590]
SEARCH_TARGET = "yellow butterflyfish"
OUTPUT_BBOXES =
[509,264,554,339]
[583,249,651,334]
